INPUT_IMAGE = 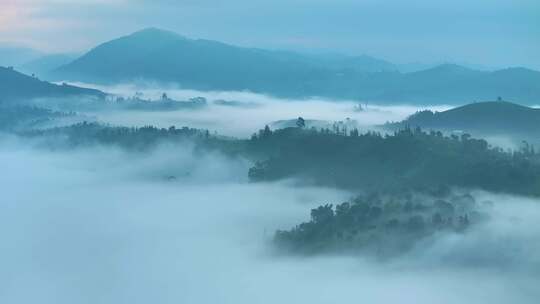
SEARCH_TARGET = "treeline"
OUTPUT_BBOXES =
[109,95,207,111]
[0,106,75,131]
[23,121,218,150]
[274,189,490,257]
[10,115,540,196]
[247,125,540,196]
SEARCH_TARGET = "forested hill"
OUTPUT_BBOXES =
[386,101,540,138]
[274,189,487,257]
[0,66,105,103]
[52,28,540,104]
[20,119,540,197]
[247,126,540,196]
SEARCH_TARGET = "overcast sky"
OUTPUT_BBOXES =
[1,0,539,69]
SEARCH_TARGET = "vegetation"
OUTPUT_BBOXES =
[0,106,75,131]
[274,189,489,257]
[8,110,540,197]
[110,95,207,111]
[247,126,540,196]
[23,122,220,151]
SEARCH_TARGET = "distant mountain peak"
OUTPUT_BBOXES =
[128,27,186,40]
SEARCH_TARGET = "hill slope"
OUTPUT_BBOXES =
[0,66,106,103]
[54,28,540,104]
[247,126,540,195]
[387,101,540,142]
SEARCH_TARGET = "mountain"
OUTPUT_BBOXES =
[374,65,540,103]
[53,28,540,104]
[18,54,77,78]
[0,66,106,103]
[293,52,398,72]
[54,28,396,82]
[386,101,540,144]
[396,62,499,73]
[53,28,395,95]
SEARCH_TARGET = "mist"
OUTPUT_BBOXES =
[1,134,539,304]
[49,81,451,137]
[2,2,539,301]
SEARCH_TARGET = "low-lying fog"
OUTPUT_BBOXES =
[1,136,539,304]
[62,82,452,137]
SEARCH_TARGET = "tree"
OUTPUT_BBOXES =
[311,204,334,224]
[262,125,272,138]
[335,202,350,217]
[296,117,306,128]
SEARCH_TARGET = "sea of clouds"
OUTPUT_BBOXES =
[1,135,539,304]
[1,83,539,303]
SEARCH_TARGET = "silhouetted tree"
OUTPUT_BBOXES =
[296,117,306,128]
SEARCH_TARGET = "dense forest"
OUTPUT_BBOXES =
[247,125,540,196]
[274,189,488,257]
[22,121,220,151]
[9,112,540,197]
[0,106,76,131]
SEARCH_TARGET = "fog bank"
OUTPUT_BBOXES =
[63,82,452,137]
[1,138,539,304]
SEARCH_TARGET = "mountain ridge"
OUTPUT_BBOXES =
[0,66,106,103]
[52,28,540,104]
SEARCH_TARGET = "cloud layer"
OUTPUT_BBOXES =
[1,136,539,303]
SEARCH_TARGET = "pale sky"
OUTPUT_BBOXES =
[1,0,539,69]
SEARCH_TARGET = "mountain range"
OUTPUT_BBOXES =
[3,28,538,105]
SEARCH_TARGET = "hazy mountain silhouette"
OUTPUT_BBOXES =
[0,66,105,103]
[375,65,540,103]
[54,28,395,92]
[53,28,540,104]
[18,54,77,78]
